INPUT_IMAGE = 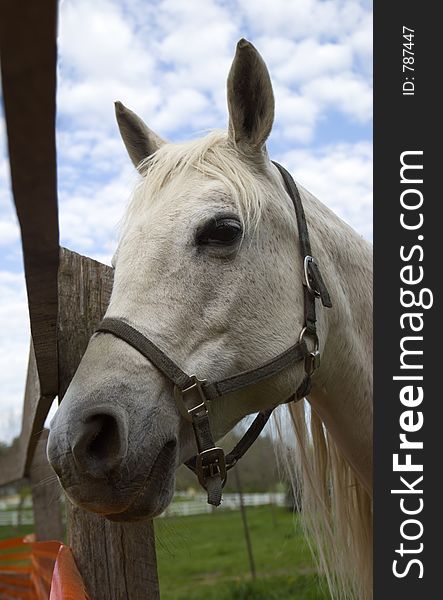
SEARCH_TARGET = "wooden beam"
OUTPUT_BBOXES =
[58,247,160,599]
[0,0,59,396]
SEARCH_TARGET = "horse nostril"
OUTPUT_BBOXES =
[87,414,120,461]
[71,412,127,478]
[164,439,177,451]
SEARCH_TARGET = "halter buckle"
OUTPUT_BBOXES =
[195,447,227,488]
[299,327,321,376]
[174,375,208,422]
[305,350,321,375]
[303,255,321,297]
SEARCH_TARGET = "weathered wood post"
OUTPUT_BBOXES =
[58,248,160,599]
[29,429,64,542]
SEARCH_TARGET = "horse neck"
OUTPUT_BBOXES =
[301,187,373,493]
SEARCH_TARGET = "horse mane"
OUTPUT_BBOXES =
[122,130,282,237]
[273,402,372,600]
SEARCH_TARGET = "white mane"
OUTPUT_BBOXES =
[122,130,277,236]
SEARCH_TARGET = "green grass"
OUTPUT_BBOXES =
[155,506,330,599]
[0,523,33,541]
[0,524,34,569]
[0,506,330,599]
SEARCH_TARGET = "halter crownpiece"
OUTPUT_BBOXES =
[95,162,332,507]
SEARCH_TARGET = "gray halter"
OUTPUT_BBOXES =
[95,162,332,506]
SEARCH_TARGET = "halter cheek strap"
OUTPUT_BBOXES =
[95,162,332,506]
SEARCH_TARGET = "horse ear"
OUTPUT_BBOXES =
[115,101,165,169]
[227,39,275,151]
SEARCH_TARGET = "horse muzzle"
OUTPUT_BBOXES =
[47,402,178,520]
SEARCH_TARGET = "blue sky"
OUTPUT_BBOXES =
[0,0,372,442]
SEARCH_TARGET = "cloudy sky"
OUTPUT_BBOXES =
[0,0,372,443]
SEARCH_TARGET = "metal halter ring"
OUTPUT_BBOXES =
[299,326,319,351]
[303,255,321,297]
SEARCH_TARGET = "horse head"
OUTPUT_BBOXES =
[47,40,327,520]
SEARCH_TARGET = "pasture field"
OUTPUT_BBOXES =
[0,506,329,599]
[155,505,329,599]
[0,523,33,540]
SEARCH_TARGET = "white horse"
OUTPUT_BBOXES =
[48,40,372,600]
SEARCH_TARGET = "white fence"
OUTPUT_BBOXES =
[0,493,287,525]
[161,492,287,518]
[0,509,34,526]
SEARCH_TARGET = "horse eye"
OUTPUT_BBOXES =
[197,218,243,246]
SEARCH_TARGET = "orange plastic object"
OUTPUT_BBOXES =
[0,536,90,599]
[49,546,89,600]
[28,540,62,600]
[0,536,33,599]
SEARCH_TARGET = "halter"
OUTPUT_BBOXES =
[95,162,332,506]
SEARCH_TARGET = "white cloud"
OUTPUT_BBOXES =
[302,73,372,122]
[279,141,373,239]
[261,37,353,84]
[348,11,373,70]
[0,117,13,208]
[57,0,160,128]
[272,85,320,143]
[0,272,30,443]
[152,88,211,133]
[59,164,136,258]
[55,0,372,142]
[0,219,19,246]
[236,0,367,40]
[59,0,155,83]
[0,0,372,441]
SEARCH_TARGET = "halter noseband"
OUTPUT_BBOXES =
[95,162,332,506]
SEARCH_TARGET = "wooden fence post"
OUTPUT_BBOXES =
[30,429,64,542]
[234,466,256,580]
[57,248,160,599]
